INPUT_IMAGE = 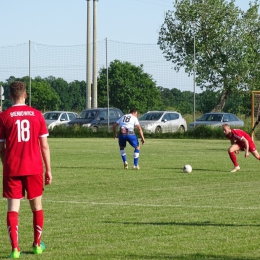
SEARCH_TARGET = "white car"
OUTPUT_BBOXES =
[43,111,78,130]
[138,111,187,134]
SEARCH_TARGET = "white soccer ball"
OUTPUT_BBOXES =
[183,164,192,173]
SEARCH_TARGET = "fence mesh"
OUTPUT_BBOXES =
[0,40,193,92]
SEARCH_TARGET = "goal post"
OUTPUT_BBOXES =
[251,91,260,140]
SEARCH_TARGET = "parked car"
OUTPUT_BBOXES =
[138,111,187,134]
[188,112,244,129]
[43,111,78,130]
[67,107,124,132]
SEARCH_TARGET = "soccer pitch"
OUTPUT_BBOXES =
[1,138,260,260]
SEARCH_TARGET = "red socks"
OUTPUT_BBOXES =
[7,210,44,250]
[7,211,19,250]
[228,151,239,167]
[33,210,44,246]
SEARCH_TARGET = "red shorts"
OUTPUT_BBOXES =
[237,140,256,152]
[3,174,43,200]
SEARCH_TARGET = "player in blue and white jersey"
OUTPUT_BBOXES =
[113,108,145,170]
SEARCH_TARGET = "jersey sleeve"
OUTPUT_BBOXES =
[134,118,140,126]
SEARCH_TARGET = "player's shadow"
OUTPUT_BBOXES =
[104,220,260,228]
[170,167,220,172]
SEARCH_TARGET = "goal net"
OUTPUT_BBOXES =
[251,91,260,140]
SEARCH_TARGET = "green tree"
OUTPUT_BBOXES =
[158,0,260,111]
[159,87,175,108]
[159,87,184,110]
[224,91,251,116]
[197,90,221,113]
[44,76,71,111]
[177,90,194,114]
[68,80,86,112]
[97,60,163,113]
[24,77,61,111]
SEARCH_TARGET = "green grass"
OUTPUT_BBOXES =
[1,138,260,259]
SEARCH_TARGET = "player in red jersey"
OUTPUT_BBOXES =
[222,124,260,172]
[0,81,52,258]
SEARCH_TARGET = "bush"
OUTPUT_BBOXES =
[49,124,250,139]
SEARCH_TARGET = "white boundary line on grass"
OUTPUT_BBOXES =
[43,200,260,210]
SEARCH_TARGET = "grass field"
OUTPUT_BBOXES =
[1,138,260,260]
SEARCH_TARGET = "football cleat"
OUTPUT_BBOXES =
[8,249,20,259]
[230,166,240,172]
[33,241,45,255]
[124,161,128,170]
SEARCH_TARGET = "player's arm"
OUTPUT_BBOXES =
[112,122,119,139]
[241,137,249,157]
[136,124,145,145]
[39,136,52,185]
[0,141,5,164]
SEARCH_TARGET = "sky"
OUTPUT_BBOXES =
[1,0,252,46]
[0,0,255,92]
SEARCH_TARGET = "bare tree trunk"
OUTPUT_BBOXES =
[211,90,229,112]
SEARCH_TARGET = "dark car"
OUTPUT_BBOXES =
[188,112,244,129]
[68,107,124,132]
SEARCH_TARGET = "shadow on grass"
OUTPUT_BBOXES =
[170,167,224,172]
[104,220,260,228]
[0,253,257,260]
[84,253,259,260]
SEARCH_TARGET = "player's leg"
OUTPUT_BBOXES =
[29,196,44,252]
[118,135,128,169]
[133,146,140,169]
[7,199,21,258]
[26,174,45,254]
[228,144,241,172]
[248,142,260,160]
[4,176,22,258]
[128,135,140,169]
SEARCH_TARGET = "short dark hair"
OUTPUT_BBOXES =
[10,81,26,100]
[130,108,137,114]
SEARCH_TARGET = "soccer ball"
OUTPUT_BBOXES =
[183,164,192,173]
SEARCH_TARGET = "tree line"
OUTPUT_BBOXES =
[0,59,252,116]
[2,1,259,117]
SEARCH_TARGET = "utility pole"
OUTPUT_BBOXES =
[190,0,196,128]
[86,0,92,108]
[92,0,98,108]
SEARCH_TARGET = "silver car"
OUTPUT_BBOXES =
[43,111,78,130]
[138,111,187,134]
[188,112,244,129]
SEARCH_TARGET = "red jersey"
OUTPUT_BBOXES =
[0,104,49,176]
[227,129,252,143]
[226,129,256,152]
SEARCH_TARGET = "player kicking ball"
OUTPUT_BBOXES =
[222,124,260,172]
